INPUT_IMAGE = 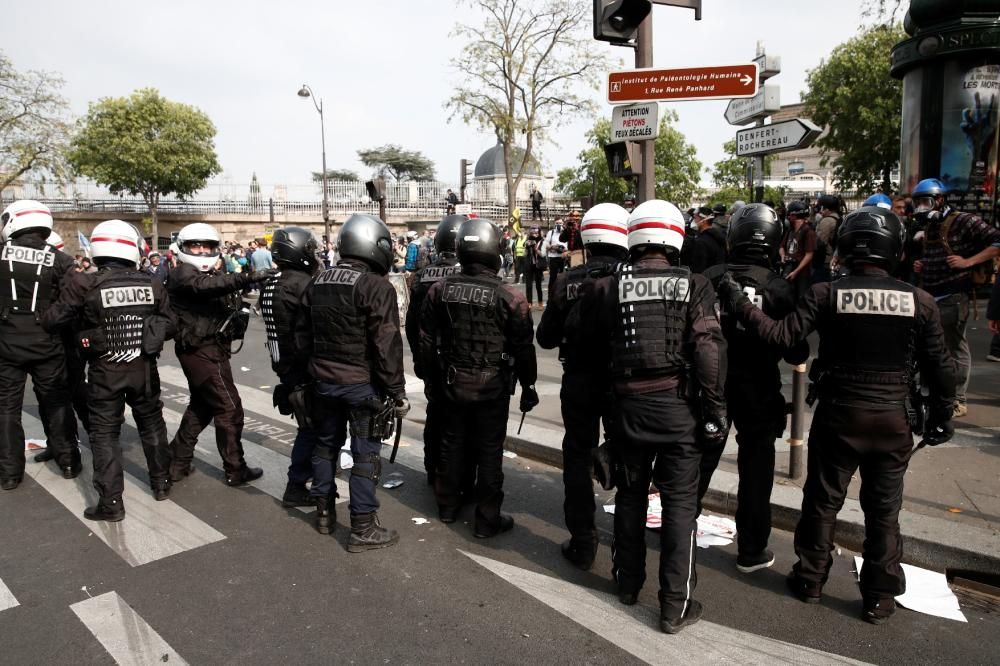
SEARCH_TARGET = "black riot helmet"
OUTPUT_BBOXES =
[727,203,782,268]
[456,217,501,271]
[435,214,466,255]
[336,213,394,275]
[836,206,905,271]
[271,226,320,272]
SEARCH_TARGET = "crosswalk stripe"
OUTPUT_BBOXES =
[151,404,349,506]
[461,551,871,665]
[70,591,187,665]
[0,577,18,613]
[21,414,226,568]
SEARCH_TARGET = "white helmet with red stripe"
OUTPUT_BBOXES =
[176,222,222,272]
[626,199,685,255]
[1,200,53,241]
[91,219,144,268]
[46,231,65,252]
[580,203,629,250]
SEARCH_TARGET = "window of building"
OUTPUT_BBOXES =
[788,161,805,176]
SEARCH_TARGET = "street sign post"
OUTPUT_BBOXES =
[753,53,781,81]
[608,63,758,104]
[724,85,780,125]
[611,102,660,142]
[735,118,822,157]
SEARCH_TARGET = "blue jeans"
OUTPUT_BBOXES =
[311,382,382,515]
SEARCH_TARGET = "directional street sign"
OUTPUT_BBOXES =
[608,64,758,104]
[753,53,781,81]
[736,118,822,157]
[724,85,781,125]
[611,102,660,142]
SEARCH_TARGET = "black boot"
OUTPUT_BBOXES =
[315,496,335,534]
[561,538,598,571]
[1,477,21,491]
[225,466,263,487]
[169,461,194,483]
[33,449,54,463]
[282,482,314,508]
[61,461,82,479]
[151,481,171,502]
[347,512,399,553]
[84,499,126,522]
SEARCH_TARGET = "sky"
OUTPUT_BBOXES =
[7,0,882,196]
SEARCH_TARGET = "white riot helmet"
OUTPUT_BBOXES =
[176,222,222,272]
[626,199,686,255]
[46,231,65,252]
[580,203,629,251]
[1,200,53,241]
[90,220,144,269]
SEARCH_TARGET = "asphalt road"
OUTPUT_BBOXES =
[2,315,998,664]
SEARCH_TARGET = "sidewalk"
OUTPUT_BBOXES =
[402,358,1000,576]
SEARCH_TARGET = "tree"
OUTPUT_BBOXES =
[711,140,773,189]
[68,88,221,244]
[0,52,73,192]
[559,112,702,207]
[356,144,435,182]
[447,0,609,217]
[802,24,905,194]
[312,168,359,182]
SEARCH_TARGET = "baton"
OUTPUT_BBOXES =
[389,416,403,464]
[517,411,526,435]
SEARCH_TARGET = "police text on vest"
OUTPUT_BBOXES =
[2,245,55,267]
[837,289,915,316]
[314,268,361,286]
[619,276,691,304]
[101,286,154,308]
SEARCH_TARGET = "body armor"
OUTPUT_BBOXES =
[0,242,56,318]
[438,272,507,369]
[703,263,783,375]
[612,264,691,379]
[561,260,616,369]
[87,269,157,363]
[310,265,369,366]
[260,270,311,372]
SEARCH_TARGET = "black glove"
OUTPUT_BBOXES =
[250,268,278,282]
[716,272,751,314]
[922,412,954,446]
[393,396,410,419]
[701,414,729,448]
[520,385,539,413]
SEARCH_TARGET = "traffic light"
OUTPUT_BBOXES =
[593,0,651,44]
[459,158,473,203]
[604,142,641,178]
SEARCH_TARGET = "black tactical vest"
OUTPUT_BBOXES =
[411,259,461,307]
[261,270,310,371]
[0,242,57,317]
[310,265,368,365]
[821,275,917,386]
[260,276,281,364]
[88,269,157,363]
[561,260,616,368]
[439,272,506,368]
[611,263,691,379]
[704,263,782,371]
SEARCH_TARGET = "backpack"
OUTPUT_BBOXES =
[937,211,995,286]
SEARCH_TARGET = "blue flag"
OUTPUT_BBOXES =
[78,229,91,255]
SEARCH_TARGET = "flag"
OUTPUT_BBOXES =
[78,229,91,256]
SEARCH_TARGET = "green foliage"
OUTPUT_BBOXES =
[709,184,789,210]
[711,140,773,188]
[312,168,360,182]
[356,144,434,182]
[68,88,221,242]
[802,24,905,193]
[0,51,72,191]
[447,0,610,213]
[559,111,702,208]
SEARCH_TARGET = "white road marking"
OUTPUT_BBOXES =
[21,414,225,568]
[0,577,18,613]
[70,591,188,665]
[461,551,871,666]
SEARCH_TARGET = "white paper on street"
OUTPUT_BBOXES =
[602,494,736,549]
[24,439,46,451]
[852,556,967,623]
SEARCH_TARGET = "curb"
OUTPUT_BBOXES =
[404,413,1000,576]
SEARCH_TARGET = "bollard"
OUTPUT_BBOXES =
[788,363,807,480]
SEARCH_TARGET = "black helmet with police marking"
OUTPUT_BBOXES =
[337,214,394,275]
[836,206,905,271]
[457,217,501,271]
[727,203,782,267]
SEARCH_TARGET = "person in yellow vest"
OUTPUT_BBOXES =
[513,231,527,284]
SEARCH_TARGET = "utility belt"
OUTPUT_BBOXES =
[440,352,511,385]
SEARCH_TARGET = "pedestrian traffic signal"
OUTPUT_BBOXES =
[604,142,641,178]
[593,0,651,44]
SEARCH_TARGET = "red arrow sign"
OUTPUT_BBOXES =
[608,64,759,104]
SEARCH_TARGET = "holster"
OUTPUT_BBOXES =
[288,384,313,430]
[806,363,826,407]
[907,383,928,435]
[592,437,617,491]
[349,397,395,441]
[142,316,169,357]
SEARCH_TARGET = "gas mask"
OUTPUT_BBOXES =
[913,196,940,224]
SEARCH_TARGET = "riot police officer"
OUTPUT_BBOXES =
[597,199,727,634]
[536,203,629,569]
[418,217,538,538]
[297,214,409,551]
[718,206,956,624]
[167,223,275,486]
[702,204,809,573]
[42,220,176,520]
[0,200,80,489]
[259,227,321,507]
[405,214,464,486]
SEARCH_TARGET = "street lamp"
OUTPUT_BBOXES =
[297,84,331,243]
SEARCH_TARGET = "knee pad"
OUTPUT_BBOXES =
[314,444,337,461]
[350,453,382,484]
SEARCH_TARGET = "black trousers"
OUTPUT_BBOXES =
[524,262,544,305]
[546,256,565,299]
[436,396,510,534]
[561,372,608,546]
[613,391,700,620]
[170,347,247,475]
[0,347,77,480]
[793,401,911,600]
[36,346,90,442]
[424,394,443,481]
[88,358,171,502]
[729,375,786,556]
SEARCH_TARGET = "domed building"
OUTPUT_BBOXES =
[468,141,554,205]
